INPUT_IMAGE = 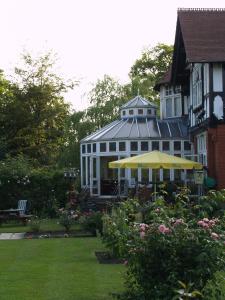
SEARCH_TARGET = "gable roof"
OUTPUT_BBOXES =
[178,8,225,63]
[120,96,157,109]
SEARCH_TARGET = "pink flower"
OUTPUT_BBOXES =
[174,219,184,226]
[203,218,209,223]
[158,224,170,234]
[197,220,204,226]
[211,232,219,240]
[209,220,216,227]
[202,222,209,229]
[139,223,149,232]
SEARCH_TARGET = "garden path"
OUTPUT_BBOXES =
[0,232,25,240]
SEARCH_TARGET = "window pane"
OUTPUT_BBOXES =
[109,142,116,152]
[123,110,126,116]
[163,169,170,181]
[163,141,170,151]
[100,143,106,152]
[82,157,86,185]
[129,109,134,115]
[119,142,126,151]
[87,144,91,153]
[152,141,159,150]
[93,158,97,178]
[174,141,181,151]
[141,141,148,151]
[131,141,138,151]
[184,141,191,151]
[82,144,86,153]
[147,109,152,115]
[138,109,143,115]
[174,97,181,116]
[92,143,96,153]
[166,98,172,117]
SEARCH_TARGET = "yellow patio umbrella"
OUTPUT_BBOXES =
[109,150,203,197]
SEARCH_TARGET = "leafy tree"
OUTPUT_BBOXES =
[128,43,173,101]
[0,52,75,165]
[87,75,127,129]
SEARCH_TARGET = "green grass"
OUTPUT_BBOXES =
[0,237,124,300]
[0,219,81,233]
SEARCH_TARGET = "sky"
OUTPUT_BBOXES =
[1,0,225,110]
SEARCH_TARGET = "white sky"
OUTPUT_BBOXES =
[1,0,225,110]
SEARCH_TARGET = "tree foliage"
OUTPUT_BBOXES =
[0,52,74,165]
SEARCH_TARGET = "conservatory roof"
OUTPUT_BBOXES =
[120,96,157,109]
[81,117,188,142]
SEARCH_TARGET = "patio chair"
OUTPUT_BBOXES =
[17,200,28,215]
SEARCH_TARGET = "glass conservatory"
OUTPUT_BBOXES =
[80,96,192,197]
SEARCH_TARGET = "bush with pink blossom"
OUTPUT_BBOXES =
[103,189,225,299]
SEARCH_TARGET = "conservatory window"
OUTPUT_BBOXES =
[82,144,86,153]
[119,141,126,151]
[131,141,138,151]
[147,109,152,115]
[152,141,159,150]
[92,143,96,153]
[129,109,134,115]
[141,141,148,151]
[100,142,106,152]
[122,110,126,116]
[138,109,143,115]
[109,142,116,152]
[163,141,170,151]
[87,144,91,153]
[174,141,181,151]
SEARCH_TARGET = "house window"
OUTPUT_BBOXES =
[166,98,173,118]
[174,141,181,151]
[129,109,134,115]
[152,141,159,150]
[184,141,191,151]
[147,109,152,115]
[82,144,86,153]
[174,97,182,117]
[138,109,143,115]
[165,86,173,96]
[87,144,91,153]
[197,133,207,166]
[109,142,116,152]
[119,141,126,151]
[122,110,126,116]
[141,141,148,151]
[175,85,181,94]
[192,65,202,108]
[92,143,96,153]
[131,141,138,151]
[100,143,106,152]
[163,141,170,151]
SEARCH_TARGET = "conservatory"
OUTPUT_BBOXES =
[80,96,192,197]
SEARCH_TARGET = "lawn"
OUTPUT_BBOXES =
[0,237,124,300]
[0,219,81,233]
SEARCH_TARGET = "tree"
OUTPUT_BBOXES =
[0,52,75,165]
[128,43,173,101]
[87,75,127,129]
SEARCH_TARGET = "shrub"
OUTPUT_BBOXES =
[58,208,78,232]
[202,271,225,300]
[103,192,225,299]
[79,211,103,236]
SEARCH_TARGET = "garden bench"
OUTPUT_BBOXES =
[0,200,32,225]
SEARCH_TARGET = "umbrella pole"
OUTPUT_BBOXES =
[154,170,156,201]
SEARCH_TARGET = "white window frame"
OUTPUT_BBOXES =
[192,65,202,109]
